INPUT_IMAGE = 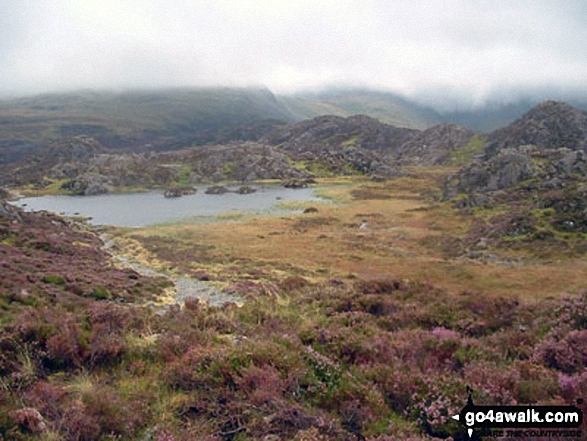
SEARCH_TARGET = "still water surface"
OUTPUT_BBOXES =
[14,186,323,227]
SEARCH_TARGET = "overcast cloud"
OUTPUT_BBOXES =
[1,0,586,110]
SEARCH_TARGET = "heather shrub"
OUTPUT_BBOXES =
[81,385,145,437]
[314,322,379,365]
[240,337,306,375]
[87,303,139,366]
[558,371,587,403]
[279,275,310,292]
[556,291,587,329]
[364,365,415,413]
[302,345,342,398]
[387,329,463,371]
[236,364,286,407]
[534,329,587,373]
[515,361,559,404]
[355,279,403,295]
[24,381,68,421]
[463,361,520,405]
[59,399,102,440]
[485,327,537,361]
[456,292,519,335]
[89,326,127,366]
[156,333,197,363]
[11,309,57,345]
[45,316,88,369]
[165,345,230,391]
[408,372,464,437]
[318,371,388,438]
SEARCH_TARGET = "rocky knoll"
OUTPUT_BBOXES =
[485,100,587,156]
[449,101,587,195]
[450,148,535,194]
[0,136,105,187]
[0,113,481,192]
[160,142,308,183]
[262,114,476,168]
[263,114,417,152]
[445,101,587,240]
[392,124,476,165]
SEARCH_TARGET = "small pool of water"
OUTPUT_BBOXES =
[13,186,325,227]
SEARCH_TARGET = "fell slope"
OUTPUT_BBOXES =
[0,87,295,163]
[278,89,441,130]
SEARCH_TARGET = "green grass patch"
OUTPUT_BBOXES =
[271,199,330,211]
[341,135,358,148]
[42,275,66,285]
[178,165,192,185]
[92,286,112,300]
[447,135,486,165]
[215,211,246,220]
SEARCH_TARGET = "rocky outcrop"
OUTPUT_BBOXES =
[283,178,317,189]
[205,186,230,195]
[454,149,535,193]
[262,114,416,153]
[2,114,476,191]
[0,199,22,222]
[0,136,106,187]
[445,102,587,240]
[448,101,587,196]
[168,143,308,183]
[262,115,408,176]
[485,101,587,156]
[60,173,113,195]
[392,124,476,165]
[262,115,478,174]
[235,186,257,194]
[164,186,197,198]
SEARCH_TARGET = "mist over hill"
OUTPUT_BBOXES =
[3,85,587,170]
[0,87,296,163]
[278,89,441,130]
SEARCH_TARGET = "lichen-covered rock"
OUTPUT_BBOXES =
[61,173,113,195]
[0,199,22,222]
[235,186,257,194]
[205,185,230,195]
[486,101,587,155]
[454,149,534,193]
[283,178,316,189]
[11,408,47,434]
[164,186,197,198]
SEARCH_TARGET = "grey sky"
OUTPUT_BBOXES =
[1,0,586,110]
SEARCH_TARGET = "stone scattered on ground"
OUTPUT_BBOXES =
[163,186,197,198]
[283,178,317,189]
[205,185,230,195]
[235,185,257,194]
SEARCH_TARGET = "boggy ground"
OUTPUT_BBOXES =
[119,168,587,302]
[2,169,587,440]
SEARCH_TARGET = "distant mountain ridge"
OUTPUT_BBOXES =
[0,87,296,163]
[278,89,441,130]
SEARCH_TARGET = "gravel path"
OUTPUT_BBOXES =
[100,233,241,309]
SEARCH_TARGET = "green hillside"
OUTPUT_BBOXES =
[0,87,296,162]
[278,89,442,130]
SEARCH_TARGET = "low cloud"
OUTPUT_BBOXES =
[1,0,586,110]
